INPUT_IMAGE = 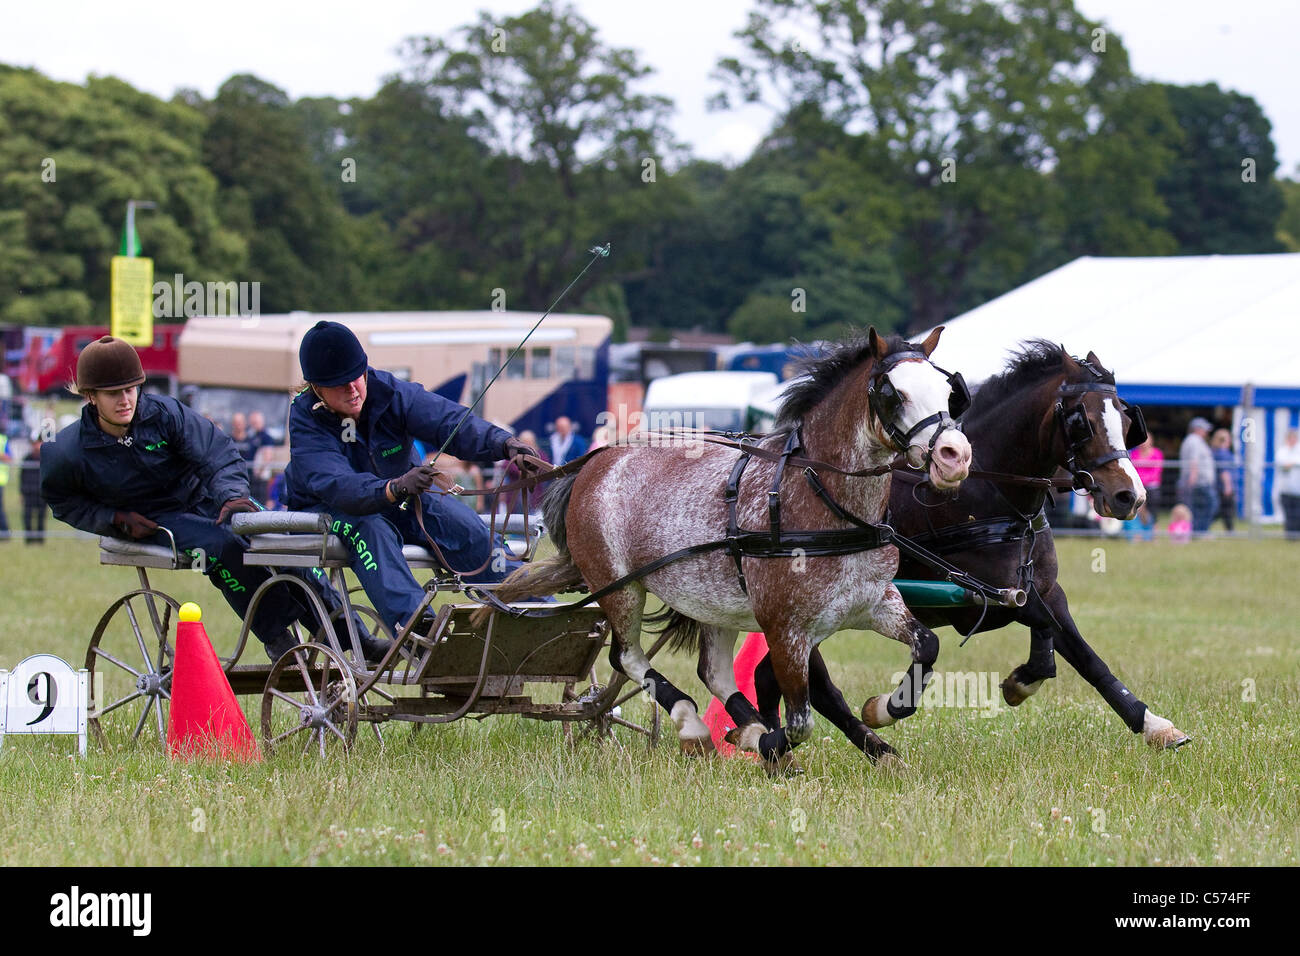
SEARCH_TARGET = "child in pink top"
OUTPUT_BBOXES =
[1167,503,1192,543]
[1131,437,1163,531]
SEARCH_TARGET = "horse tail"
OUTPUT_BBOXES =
[540,470,579,554]
[484,470,585,610]
[489,554,586,605]
[644,604,704,655]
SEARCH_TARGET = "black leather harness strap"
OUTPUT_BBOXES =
[769,428,802,544]
[901,511,1050,557]
[724,447,752,594]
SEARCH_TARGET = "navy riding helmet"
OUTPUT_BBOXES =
[299,320,368,387]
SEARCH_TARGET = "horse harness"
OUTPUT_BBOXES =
[1055,357,1148,493]
[868,350,971,463]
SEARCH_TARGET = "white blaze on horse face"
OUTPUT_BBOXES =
[886,360,971,489]
[1101,398,1146,506]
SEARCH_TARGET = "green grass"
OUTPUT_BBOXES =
[1,525,1297,866]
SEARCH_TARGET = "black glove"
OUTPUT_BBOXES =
[389,464,439,501]
[503,437,545,475]
[216,497,260,525]
[113,511,159,540]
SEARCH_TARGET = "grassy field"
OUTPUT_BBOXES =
[0,514,1297,866]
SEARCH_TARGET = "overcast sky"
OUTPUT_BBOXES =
[3,0,1297,174]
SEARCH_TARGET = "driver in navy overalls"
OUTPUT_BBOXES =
[284,321,541,636]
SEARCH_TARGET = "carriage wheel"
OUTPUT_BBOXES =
[85,588,181,748]
[570,624,664,752]
[578,670,663,750]
[260,643,358,757]
[314,603,393,745]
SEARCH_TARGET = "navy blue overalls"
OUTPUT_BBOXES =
[285,368,519,633]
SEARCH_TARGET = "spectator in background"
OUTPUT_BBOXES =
[548,415,589,466]
[1178,417,1218,535]
[1277,428,1300,541]
[1210,428,1237,533]
[1167,503,1193,543]
[1130,434,1163,530]
[246,410,275,503]
[247,410,274,447]
[20,437,45,544]
[229,412,255,463]
[0,431,10,541]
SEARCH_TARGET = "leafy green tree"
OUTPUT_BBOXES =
[0,66,244,325]
[200,74,366,313]
[1278,177,1300,252]
[715,0,1175,331]
[1156,82,1285,254]
[398,1,686,310]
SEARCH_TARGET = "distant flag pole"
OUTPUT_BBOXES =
[112,200,157,347]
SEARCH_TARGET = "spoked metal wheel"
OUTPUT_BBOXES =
[261,643,358,757]
[315,603,394,747]
[572,669,663,750]
[85,588,182,748]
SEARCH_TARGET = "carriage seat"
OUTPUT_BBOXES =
[98,534,189,570]
[229,510,543,568]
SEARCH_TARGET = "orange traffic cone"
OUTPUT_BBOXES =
[167,603,261,761]
[702,632,770,758]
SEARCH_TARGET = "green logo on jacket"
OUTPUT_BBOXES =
[380,444,404,458]
[144,440,169,451]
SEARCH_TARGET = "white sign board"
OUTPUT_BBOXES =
[0,654,89,756]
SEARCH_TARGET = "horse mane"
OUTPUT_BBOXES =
[968,339,1114,415]
[774,330,910,430]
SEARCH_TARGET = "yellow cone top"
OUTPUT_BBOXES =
[179,602,202,623]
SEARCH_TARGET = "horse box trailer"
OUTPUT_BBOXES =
[177,311,613,443]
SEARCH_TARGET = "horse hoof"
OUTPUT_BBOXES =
[1147,726,1192,750]
[680,736,717,757]
[763,752,803,778]
[874,751,909,773]
[1000,676,1042,707]
[861,695,896,729]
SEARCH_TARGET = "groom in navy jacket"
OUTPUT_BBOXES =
[285,320,540,635]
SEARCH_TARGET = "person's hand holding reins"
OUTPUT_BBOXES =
[388,464,440,502]
[113,511,159,540]
[503,436,546,476]
[216,497,260,525]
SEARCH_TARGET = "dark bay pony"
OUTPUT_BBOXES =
[492,328,972,768]
[754,342,1190,754]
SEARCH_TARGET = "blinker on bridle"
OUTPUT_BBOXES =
[1055,360,1148,492]
[868,350,971,468]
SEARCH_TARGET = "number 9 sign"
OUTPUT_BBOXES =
[1,654,89,756]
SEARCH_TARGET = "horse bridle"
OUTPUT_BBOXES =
[867,350,971,468]
[1055,361,1148,492]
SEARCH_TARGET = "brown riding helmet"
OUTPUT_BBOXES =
[76,335,147,392]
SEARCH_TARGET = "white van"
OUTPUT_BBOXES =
[640,370,780,434]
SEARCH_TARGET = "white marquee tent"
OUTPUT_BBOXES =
[928,253,1300,521]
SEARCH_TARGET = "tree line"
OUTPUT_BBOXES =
[1,0,1295,343]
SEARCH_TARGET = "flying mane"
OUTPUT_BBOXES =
[967,340,1115,417]
[774,331,910,431]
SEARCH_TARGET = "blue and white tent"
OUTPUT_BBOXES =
[929,254,1300,521]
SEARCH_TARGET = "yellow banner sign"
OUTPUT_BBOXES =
[110,256,155,346]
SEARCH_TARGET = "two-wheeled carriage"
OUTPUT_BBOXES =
[84,511,663,755]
